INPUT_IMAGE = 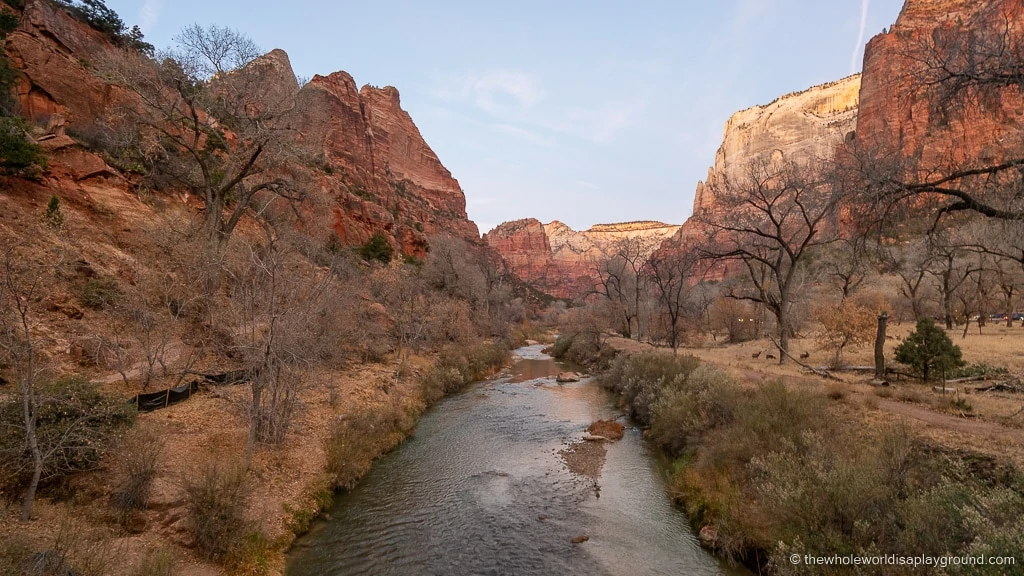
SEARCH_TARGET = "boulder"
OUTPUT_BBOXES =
[698,525,718,547]
[556,372,580,383]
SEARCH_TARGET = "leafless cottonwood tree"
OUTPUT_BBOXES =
[0,247,51,520]
[696,159,844,363]
[646,247,699,353]
[100,25,304,255]
[878,239,935,322]
[229,228,332,469]
[821,236,873,302]
[957,218,1024,326]
[593,236,660,341]
[927,233,981,329]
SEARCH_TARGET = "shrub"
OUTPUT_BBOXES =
[130,548,176,576]
[0,116,47,175]
[895,318,965,381]
[599,352,700,425]
[110,427,164,527]
[949,362,1009,379]
[325,405,407,490]
[648,364,740,455]
[185,460,249,562]
[419,341,510,402]
[359,232,393,264]
[225,531,272,576]
[43,195,64,230]
[0,377,135,496]
[825,384,847,401]
[74,277,122,309]
[550,334,574,358]
[552,331,617,368]
[814,300,876,368]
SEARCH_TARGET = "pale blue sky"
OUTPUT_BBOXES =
[107,0,904,234]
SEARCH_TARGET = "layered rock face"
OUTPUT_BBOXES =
[6,0,129,123]
[483,218,557,290]
[691,74,860,216]
[669,74,861,256]
[294,72,479,254]
[485,220,679,299]
[855,0,1024,171]
[5,1,478,255]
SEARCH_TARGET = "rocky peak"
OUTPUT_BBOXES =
[5,0,480,255]
[692,74,860,216]
[487,219,680,299]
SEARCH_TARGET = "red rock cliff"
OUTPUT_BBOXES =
[855,0,1024,170]
[292,72,479,254]
[486,219,679,299]
[4,0,479,255]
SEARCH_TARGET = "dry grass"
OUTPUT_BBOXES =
[606,323,1024,469]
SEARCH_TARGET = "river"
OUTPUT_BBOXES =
[286,344,744,575]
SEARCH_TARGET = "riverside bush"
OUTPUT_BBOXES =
[551,332,617,368]
[599,352,700,425]
[419,341,510,402]
[648,364,740,455]
[184,460,249,562]
[325,403,410,490]
[602,350,1024,571]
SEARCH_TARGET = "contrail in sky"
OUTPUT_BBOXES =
[851,0,871,74]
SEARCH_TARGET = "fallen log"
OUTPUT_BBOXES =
[766,336,844,382]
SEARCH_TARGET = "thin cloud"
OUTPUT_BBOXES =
[850,0,870,74]
[492,123,555,147]
[575,180,598,189]
[139,0,163,32]
[434,70,544,114]
[557,99,647,144]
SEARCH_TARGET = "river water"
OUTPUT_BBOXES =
[286,344,743,576]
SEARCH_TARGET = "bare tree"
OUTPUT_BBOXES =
[821,236,872,302]
[696,159,843,363]
[878,239,936,322]
[593,236,660,341]
[926,234,980,330]
[0,247,50,520]
[646,247,698,353]
[957,218,1024,327]
[229,228,332,469]
[593,252,634,339]
[100,25,304,254]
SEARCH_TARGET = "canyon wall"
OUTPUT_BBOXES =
[681,74,861,249]
[294,72,479,254]
[485,220,679,299]
[855,0,1024,170]
[5,0,479,256]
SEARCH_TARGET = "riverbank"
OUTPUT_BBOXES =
[0,342,512,576]
[287,343,735,576]
[552,332,1024,574]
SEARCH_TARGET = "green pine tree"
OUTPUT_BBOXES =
[43,195,64,230]
[894,318,965,381]
[359,232,393,264]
